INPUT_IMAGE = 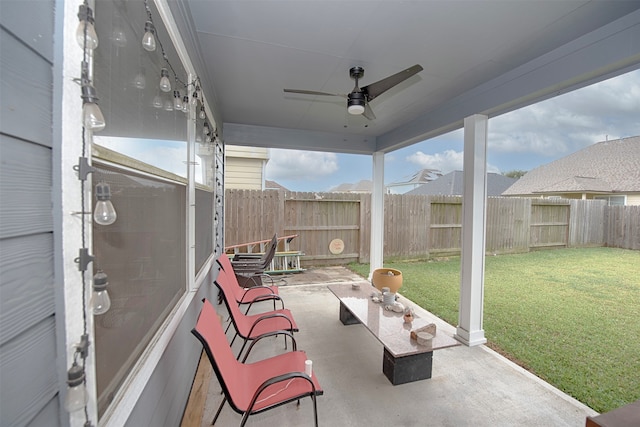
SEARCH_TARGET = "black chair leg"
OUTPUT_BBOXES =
[212,396,227,425]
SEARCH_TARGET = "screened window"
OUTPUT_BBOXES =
[92,165,186,415]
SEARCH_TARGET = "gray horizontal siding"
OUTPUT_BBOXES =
[0,1,58,426]
[0,0,54,62]
[0,318,59,426]
[0,234,55,344]
[0,135,53,239]
[0,27,53,147]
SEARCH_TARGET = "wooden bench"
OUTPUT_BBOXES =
[328,283,460,385]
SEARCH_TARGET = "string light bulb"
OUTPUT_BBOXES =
[173,91,182,110]
[81,72,106,132]
[182,95,189,113]
[64,362,87,412]
[190,89,199,106]
[152,94,162,109]
[94,182,117,225]
[141,21,156,52]
[164,99,173,111]
[159,68,171,92]
[91,270,111,315]
[199,106,206,120]
[76,4,98,50]
[112,26,127,48]
[133,69,146,90]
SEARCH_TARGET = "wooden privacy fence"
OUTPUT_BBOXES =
[225,190,637,266]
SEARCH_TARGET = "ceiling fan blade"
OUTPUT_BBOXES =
[362,103,376,120]
[284,89,346,98]
[362,64,423,101]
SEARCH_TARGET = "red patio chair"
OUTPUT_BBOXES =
[217,254,280,307]
[215,262,283,316]
[192,299,322,426]
[215,268,298,358]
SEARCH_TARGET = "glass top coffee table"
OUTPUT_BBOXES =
[328,282,460,385]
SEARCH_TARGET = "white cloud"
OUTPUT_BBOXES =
[406,149,463,173]
[488,69,640,157]
[406,149,501,174]
[266,149,339,181]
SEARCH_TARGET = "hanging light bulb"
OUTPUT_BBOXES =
[112,26,127,48]
[173,90,183,110]
[191,89,199,106]
[195,85,202,101]
[199,106,206,120]
[133,68,146,90]
[94,182,117,225]
[81,80,106,132]
[203,121,210,137]
[91,270,111,315]
[164,99,173,111]
[152,94,163,109]
[65,362,87,412]
[76,4,98,50]
[182,95,189,113]
[159,68,171,92]
[141,21,156,52]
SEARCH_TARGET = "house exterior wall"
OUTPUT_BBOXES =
[0,1,63,425]
[1,1,222,426]
[224,145,269,190]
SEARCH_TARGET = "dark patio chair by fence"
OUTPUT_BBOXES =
[231,234,278,286]
[217,254,280,310]
[215,268,298,359]
[192,299,323,426]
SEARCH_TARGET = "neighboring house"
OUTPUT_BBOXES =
[265,179,289,191]
[406,171,517,196]
[386,169,443,194]
[331,179,373,193]
[224,145,270,190]
[502,136,640,205]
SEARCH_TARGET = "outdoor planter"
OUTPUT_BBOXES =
[372,268,403,293]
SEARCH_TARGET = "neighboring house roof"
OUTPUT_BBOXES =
[406,171,517,196]
[331,179,372,193]
[265,180,289,191]
[387,169,442,188]
[502,136,640,196]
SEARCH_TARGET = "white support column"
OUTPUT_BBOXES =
[369,151,385,279]
[455,114,488,347]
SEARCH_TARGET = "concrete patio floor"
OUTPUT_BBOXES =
[196,267,597,426]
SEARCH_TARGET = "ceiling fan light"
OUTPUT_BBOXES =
[347,104,365,115]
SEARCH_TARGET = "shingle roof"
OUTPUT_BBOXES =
[406,171,517,196]
[503,136,640,196]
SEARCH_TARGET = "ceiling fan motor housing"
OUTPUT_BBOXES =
[347,91,366,115]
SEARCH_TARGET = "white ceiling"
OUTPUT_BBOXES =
[170,0,640,154]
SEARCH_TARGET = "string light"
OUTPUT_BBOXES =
[142,21,157,52]
[173,90,183,110]
[93,182,117,225]
[91,270,111,315]
[65,361,87,412]
[199,106,206,120]
[159,68,171,92]
[152,94,163,109]
[81,64,106,132]
[76,4,98,50]
[182,95,189,113]
[133,69,146,89]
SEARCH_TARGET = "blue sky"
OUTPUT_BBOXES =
[266,68,640,192]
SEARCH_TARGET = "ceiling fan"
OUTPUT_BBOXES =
[284,64,423,120]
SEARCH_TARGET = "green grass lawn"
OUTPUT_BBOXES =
[348,247,640,413]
